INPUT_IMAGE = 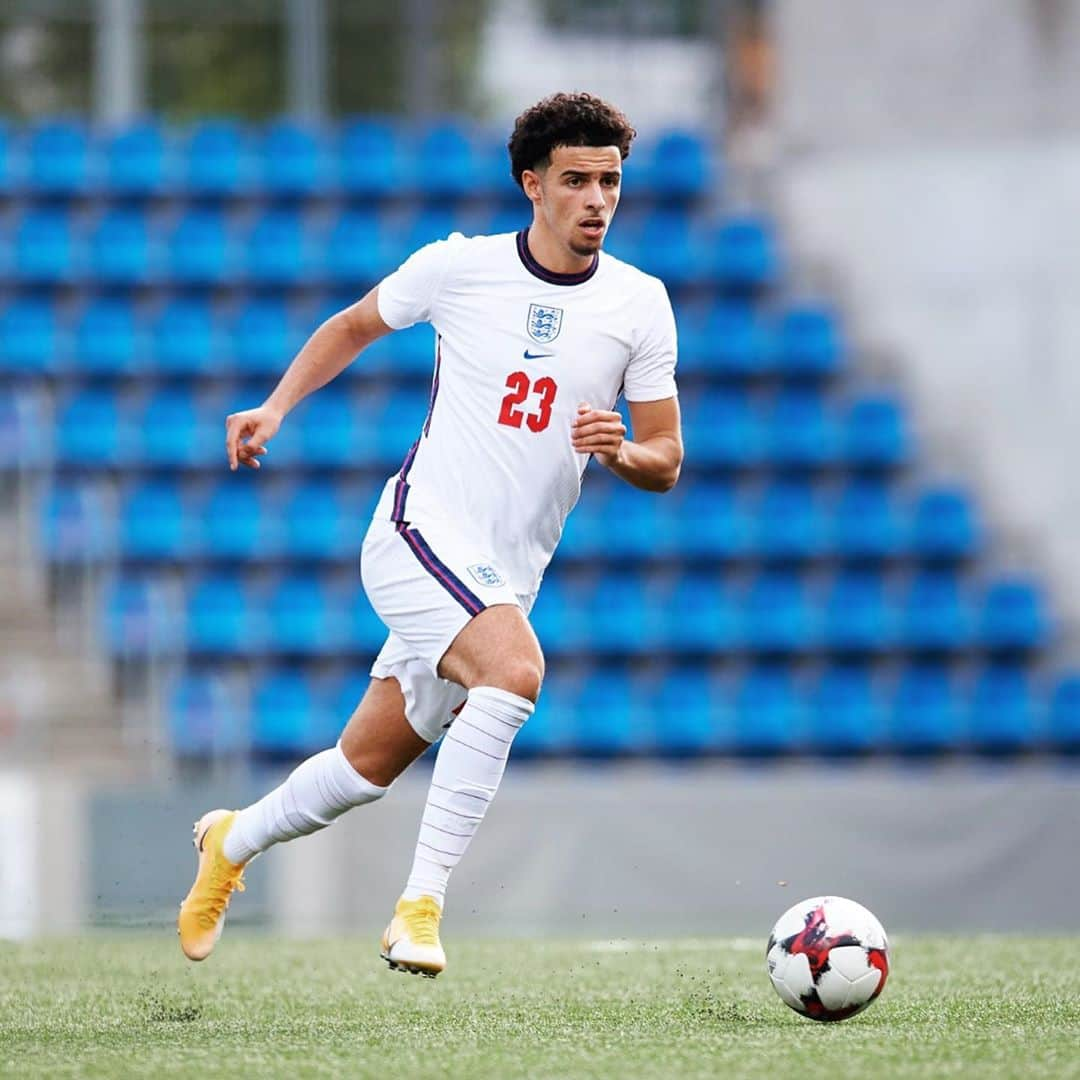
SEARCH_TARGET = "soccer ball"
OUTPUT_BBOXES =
[766,895,889,1022]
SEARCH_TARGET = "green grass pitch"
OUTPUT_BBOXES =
[2,936,1079,1078]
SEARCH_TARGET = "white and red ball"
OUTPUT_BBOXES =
[766,896,889,1022]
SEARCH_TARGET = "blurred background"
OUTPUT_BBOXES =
[2,0,1079,942]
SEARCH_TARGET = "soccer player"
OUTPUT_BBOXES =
[178,92,683,976]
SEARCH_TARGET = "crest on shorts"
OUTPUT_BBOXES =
[527,303,563,344]
[467,563,506,588]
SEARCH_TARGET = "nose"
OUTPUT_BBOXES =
[584,181,605,209]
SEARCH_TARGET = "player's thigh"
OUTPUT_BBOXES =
[361,515,525,680]
[339,676,430,787]
[438,603,545,699]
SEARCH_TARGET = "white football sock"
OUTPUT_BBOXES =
[223,741,387,864]
[402,685,534,907]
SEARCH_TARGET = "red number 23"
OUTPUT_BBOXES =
[498,372,558,433]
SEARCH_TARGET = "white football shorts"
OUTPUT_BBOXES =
[361,514,536,743]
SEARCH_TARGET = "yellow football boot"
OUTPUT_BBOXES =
[380,896,446,977]
[177,809,247,961]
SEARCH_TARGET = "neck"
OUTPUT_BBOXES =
[526,220,595,276]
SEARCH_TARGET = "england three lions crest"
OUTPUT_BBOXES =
[527,303,563,344]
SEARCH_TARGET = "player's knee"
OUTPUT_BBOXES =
[486,658,544,704]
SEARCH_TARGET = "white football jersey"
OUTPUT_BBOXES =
[372,229,678,595]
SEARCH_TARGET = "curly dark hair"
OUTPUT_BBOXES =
[508,92,636,189]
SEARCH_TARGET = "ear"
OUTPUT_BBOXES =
[521,168,544,206]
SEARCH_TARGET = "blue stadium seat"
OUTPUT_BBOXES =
[899,570,973,651]
[185,119,251,195]
[528,576,591,653]
[28,119,90,194]
[658,572,738,651]
[200,478,280,560]
[766,388,840,466]
[266,573,342,654]
[479,206,528,236]
[681,387,764,466]
[636,209,703,286]
[186,572,260,656]
[751,479,826,560]
[821,570,893,652]
[689,302,774,376]
[132,386,216,468]
[673,481,752,559]
[39,480,110,563]
[775,304,844,375]
[475,135,519,200]
[0,387,47,467]
[344,581,388,653]
[414,120,477,198]
[374,389,431,465]
[169,208,231,284]
[0,120,14,193]
[258,119,326,196]
[101,574,176,656]
[150,298,219,375]
[0,299,57,373]
[245,208,309,285]
[55,388,131,466]
[296,391,378,465]
[741,571,814,652]
[402,207,460,253]
[967,666,1036,753]
[649,130,709,198]
[978,577,1048,651]
[571,668,650,755]
[15,207,74,282]
[711,215,779,290]
[325,209,393,284]
[105,120,168,195]
[588,571,658,654]
[339,118,404,196]
[168,671,247,757]
[119,479,194,560]
[88,207,151,284]
[888,666,960,753]
[808,667,881,754]
[71,298,139,375]
[386,321,438,375]
[734,666,802,753]
[911,486,979,560]
[283,481,356,561]
[228,298,301,374]
[251,668,324,757]
[829,480,904,560]
[325,670,371,735]
[601,486,671,558]
[1048,673,1080,751]
[516,667,575,755]
[650,667,731,754]
[843,394,909,466]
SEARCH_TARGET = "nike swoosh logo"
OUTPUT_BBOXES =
[523,349,554,360]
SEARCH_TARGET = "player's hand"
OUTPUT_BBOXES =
[225,405,282,471]
[571,401,626,466]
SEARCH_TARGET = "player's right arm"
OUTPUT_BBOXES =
[225,287,392,471]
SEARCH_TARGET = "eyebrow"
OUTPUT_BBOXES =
[559,169,622,179]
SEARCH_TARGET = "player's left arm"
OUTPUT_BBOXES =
[571,396,683,493]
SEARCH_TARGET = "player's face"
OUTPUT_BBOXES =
[527,145,622,258]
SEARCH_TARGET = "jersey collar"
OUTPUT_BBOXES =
[516,229,599,286]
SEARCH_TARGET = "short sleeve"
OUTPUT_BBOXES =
[623,279,678,401]
[376,234,463,330]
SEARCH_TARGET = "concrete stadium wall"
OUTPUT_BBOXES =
[772,1,1080,634]
[8,764,1078,940]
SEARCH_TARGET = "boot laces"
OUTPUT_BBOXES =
[403,898,441,946]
